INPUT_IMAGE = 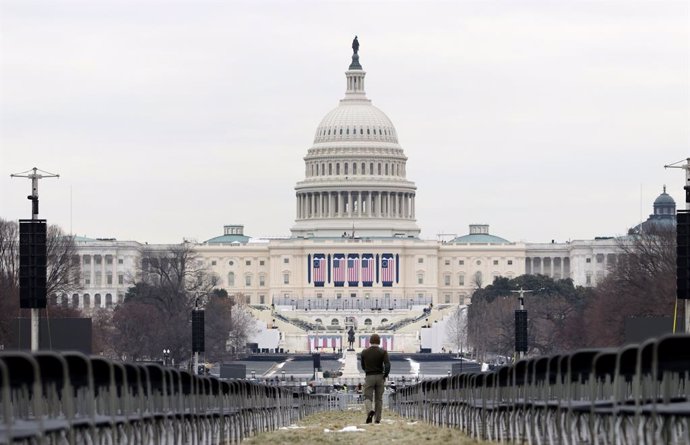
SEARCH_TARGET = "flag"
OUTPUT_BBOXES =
[333,256,345,284]
[382,255,395,284]
[361,256,374,284]
[313,256,325,284]
[347,256,359,284]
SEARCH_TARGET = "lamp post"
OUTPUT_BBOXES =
[162,348,170,367]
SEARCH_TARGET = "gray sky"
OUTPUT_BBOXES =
[1,0,688,244]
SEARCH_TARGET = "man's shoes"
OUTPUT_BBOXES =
[366,411,375,424]
[375,420,380,424]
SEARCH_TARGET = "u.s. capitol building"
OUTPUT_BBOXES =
[66,41,675,352]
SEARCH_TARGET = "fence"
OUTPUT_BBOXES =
[389,333,690,445]
[272,295,432,310]
[0,351,334,444]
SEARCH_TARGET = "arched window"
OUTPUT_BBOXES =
[83,294,91,308]
[315,318,323,325]
[344,163,348,175]
[105,294,113,308]
[336,163,340,175]
[364,318,372,326]
[361,162,365,173]
[329,163,332,175]
[360,128,363,134]
[71,294,79,308]
[367,128,370,135]
[321,164,325,175]
[94,294,101,308]
[228,272,235,287]
[385,164,389,175]
[331,318,339,326]
[61,295,68,308]
[370,163,374,174]
[339,128,342,135]
[353,163,357,174]
[378,163,381,175]
[381,318,388,324]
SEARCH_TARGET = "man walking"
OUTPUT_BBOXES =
[360,333,390,424]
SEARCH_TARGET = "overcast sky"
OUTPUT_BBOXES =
[1,0,688,244]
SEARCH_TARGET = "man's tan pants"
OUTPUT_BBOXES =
[363,374,385,422]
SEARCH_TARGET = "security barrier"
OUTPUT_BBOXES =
[0,352,333,444]
[390,333,690,445]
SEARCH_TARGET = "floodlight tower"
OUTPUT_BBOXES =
[10,167,59,351]
[664,158,690,333]
[510,287,534,360]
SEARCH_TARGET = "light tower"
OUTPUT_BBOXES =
[11,167,59,351]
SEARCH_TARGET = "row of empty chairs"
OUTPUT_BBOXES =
[390,334,690,445]
[0,351,332,444]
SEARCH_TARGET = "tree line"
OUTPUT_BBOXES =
[465,225,676,361]
[0,218,254,364]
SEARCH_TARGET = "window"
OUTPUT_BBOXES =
[83,256,91,265]
[476,260,481,266]
[260,260,265,266]
[331,318,339,326]
[586,258,591,264]
[229,260,234,266]
[106,274,112,285]
[118,274,124,285]
[85,276,91,286]
[370,163,374,174]
[94,256,102,265]
[336,164,340,175]
[315,318,322,324]
[72,294,79,308]
[459,275,465,286]
[283,273,290,284]
[283,258,289,264]
[444,275,451,286]
[246,260,251,266]
[259,275,265,287]
[211,260,217,266]
[259,295,265,304]
[245,295,251,304]
[345,163,349,175]
[105,294,113,308]
[364,318,372,326]
[445,294,451,304]
[508,260,513,265]
[227,272,235,287]
[418,257,423,264]
[316,293,323,299]
[353,163,357,174]
[95,272,102,285]
[459,260,464,266]
[118,258,123,264]
[245,275,252,286]
[105,256,113,265]
[444,259,450,266]
[417,273,424,284]
[83,294,91,308]
[586,274,592,285]
[493,260,499,265]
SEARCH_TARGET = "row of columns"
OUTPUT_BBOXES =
[296,191,415,220]
[525,257,571,278]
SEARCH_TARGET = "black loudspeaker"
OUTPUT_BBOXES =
[515,310,528,352]
[677,210,690,300]
[312,353,321,370]
[192,310,205,352]
[19,219,47,309]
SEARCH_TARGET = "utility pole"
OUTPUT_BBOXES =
[11,167,59,352]
[510,287,534,360]
[664,157,690,333]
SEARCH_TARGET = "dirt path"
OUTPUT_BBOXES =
[244,409,487,444]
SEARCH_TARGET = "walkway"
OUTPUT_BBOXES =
[339,349,363,378]
[244,409,485,445]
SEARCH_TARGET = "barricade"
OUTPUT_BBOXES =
[0,352,333,444]
[389,333,690,445]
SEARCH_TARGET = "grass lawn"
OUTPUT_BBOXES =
[244,409,488,444]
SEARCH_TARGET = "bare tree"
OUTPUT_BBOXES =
[0,218,82,346]
[585,225,675,347]
[446,306,468,357]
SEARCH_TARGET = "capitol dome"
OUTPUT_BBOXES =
[291,38,420,239]
[313,104,399,144]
